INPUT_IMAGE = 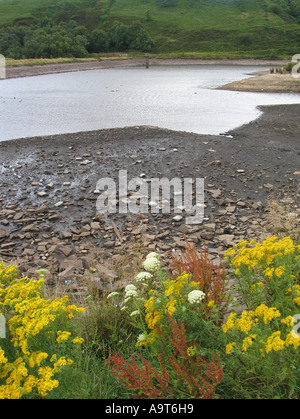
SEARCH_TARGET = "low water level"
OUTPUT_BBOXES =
[1,65,300,141]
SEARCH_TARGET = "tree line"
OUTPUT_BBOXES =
[0,19,154,59]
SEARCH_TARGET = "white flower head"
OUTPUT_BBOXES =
[125,284,137,292]
[124,284,138,299]
[146,252,160,260]
[187,290,205,304]
[137,333,147,343]
[142,257,160,273]
[107,291,119,300]
[135,272,153,282]
[130,310,140,317]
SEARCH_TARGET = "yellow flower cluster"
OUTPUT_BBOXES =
[242,334,257,352]
[223,305,281,334]
[164,273,191,297]
[263,266,285,279]
[0,262,18,284]
[144,295,161,330]
[223,304,300,356]
[140,273,197,348]
[187,345,196,357]
[225,342,235,355]
[265,331,285,354]
[144,274,192,331]
[289,285,300,307]
[56,330,72,343]
[254,304,281,324]
[225,236,298,277]
[0,265,85,399]
[0,277,85,356]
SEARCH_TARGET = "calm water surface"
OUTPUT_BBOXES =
[1,65,300,141]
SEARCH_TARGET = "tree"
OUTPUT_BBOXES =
[87,29,110,53]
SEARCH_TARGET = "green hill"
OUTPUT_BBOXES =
[0,0,299,58]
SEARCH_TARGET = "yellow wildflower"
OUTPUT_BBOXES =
[274,266,285,278]
[242,334,257,352]
[250,282,264,291]
[56,330,71,343]
[281,316,294,327]
[265,331,285,353]
[187,345,196,357]
[0,349,8,364]
[254,304,281,324]
[23,375,38,394]
[222,312,237,333]
[166,298,176,316]
[72,337,84,344]
[226,342,235,355]
[0,268,85,399]
[285,331,300,349]
[235,310,255,334]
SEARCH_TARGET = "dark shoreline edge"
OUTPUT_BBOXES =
[5,58,289,80]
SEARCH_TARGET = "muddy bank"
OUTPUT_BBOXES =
[0,104,299,293]
[5,58,289,80]
[219,72,300,93]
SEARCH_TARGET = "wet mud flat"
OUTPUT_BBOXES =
[0,104,299,294]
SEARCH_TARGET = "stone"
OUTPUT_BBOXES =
[218,234,236,247]
[95,264,117,281]
[59,246,75,257]
[61,232,72,239]
[208,189,222,199]
[58,266,77,281]
[0,228,8,239]
[199,231,213,240]
[204,223,216,231]
[90,222,101,230]
[178,224,190,234]
[59,258,84,272]
[22,248,36,256]
[226,206,236,213]
[103,241,115,248]
[37,191,48,197]
[13,212,24,221]
[22,223,39,233]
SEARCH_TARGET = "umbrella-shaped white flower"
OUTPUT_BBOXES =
[124,284,138,298]
[107,291,119,300]
[142,257,160,273]
[187,290,205,304]
[135,272,153,282]
[146,252,160,260]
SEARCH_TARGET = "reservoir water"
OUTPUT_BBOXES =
[1,65,300,141]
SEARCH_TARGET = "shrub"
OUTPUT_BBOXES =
[106,250,226,399]
[0,262,85,399]
[222,236,300,398]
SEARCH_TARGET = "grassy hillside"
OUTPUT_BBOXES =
[0,0,299,57]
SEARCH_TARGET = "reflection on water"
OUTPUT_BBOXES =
[1,65,300,141]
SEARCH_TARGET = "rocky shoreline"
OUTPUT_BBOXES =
[5,58,289,80]
[0,104,299,296]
